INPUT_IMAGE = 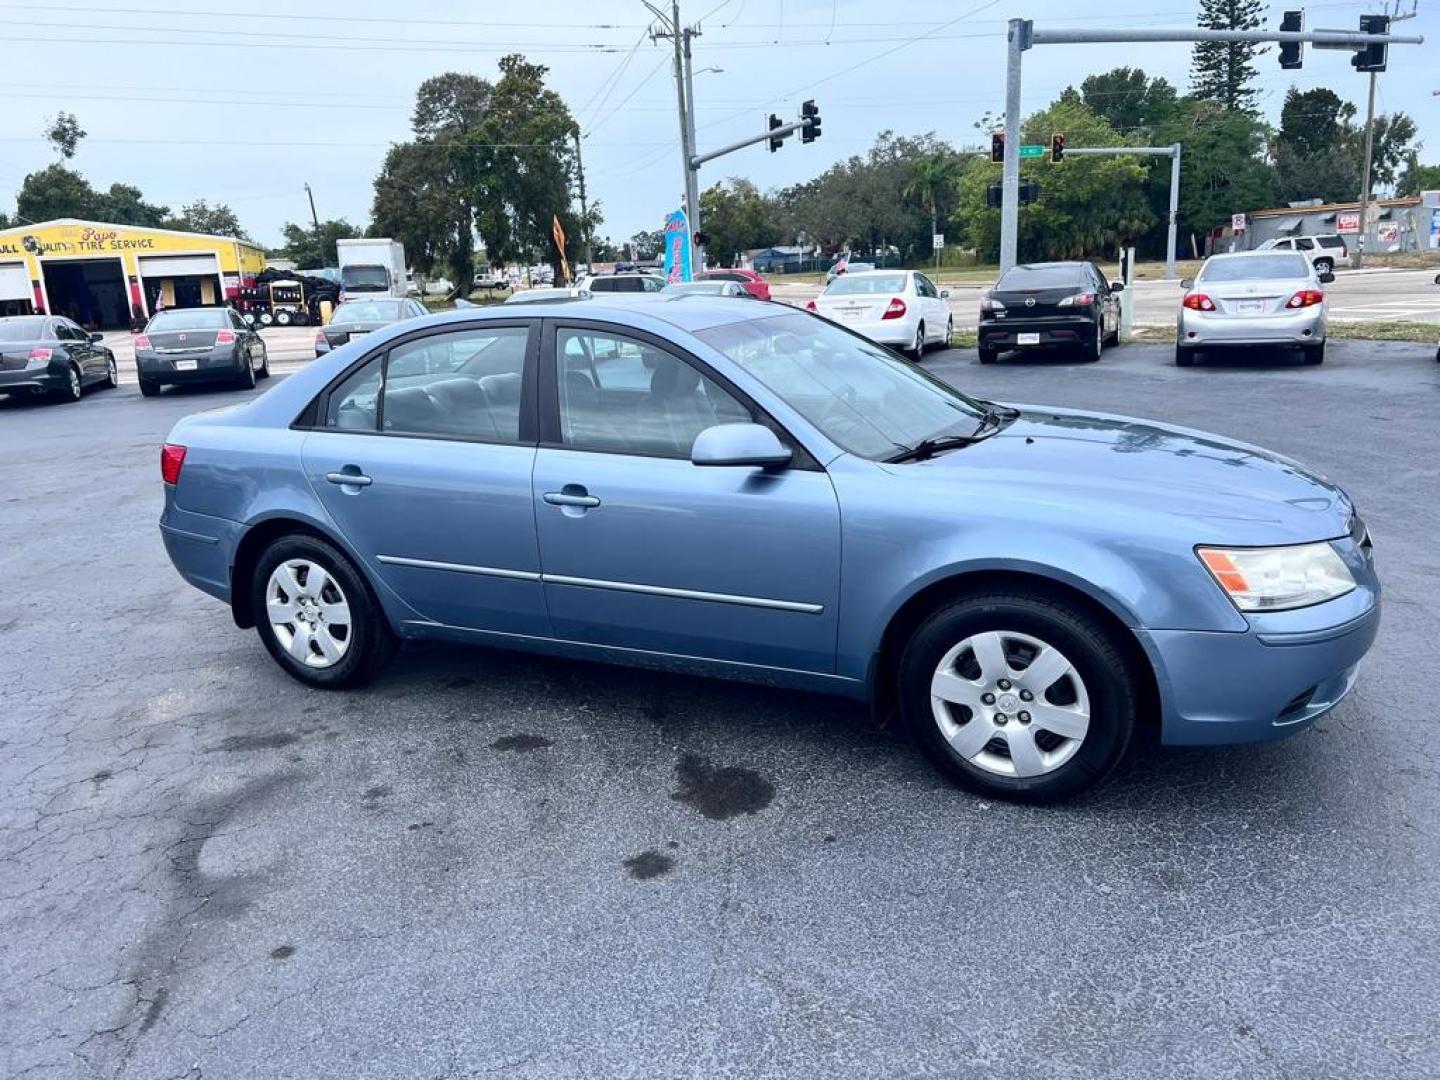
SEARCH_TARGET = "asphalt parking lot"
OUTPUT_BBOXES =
[2,339,1438,1079]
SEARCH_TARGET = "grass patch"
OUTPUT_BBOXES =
[1328,321,1440,343]
[948,329,978,349]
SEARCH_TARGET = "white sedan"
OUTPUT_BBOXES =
[807,269,953,357]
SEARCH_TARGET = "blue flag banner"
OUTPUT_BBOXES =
[662,209,692,283]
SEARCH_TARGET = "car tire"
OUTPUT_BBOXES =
[911,323,926,359]
[103,353,119,389]
[1303,340,1325,365]
[138,378,161,397]
[1081,326,1103,363]
[1175,344,1197,367]
[945,316,954,349]
[251,534,395,689]
[257,348,271,379]
[237,356,257,390]
[275,309,292,326]
[57,364,83,403]
[977,345,998,364]
[897,590,1138,804]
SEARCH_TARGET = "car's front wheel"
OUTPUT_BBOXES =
[251,534,394,689]
[57,364,82,403]
[897,591,1138,803]
[103,353,119,389]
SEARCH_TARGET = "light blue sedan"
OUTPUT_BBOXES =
[158,297,1379,802]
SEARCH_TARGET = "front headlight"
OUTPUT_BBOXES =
[1197,542,1355,612]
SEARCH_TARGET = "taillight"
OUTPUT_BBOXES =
[882,297,907,320]
[1057,292,1096,307]
[160,443,187,486]
[315,330,328,346]
[1182,293,1216,312]
[979,295,1005,313]
[27,347,53,362]
[804,299,817,313]
[1286,289,1324,309]
[133,334,152,350]
[215,329,237,344]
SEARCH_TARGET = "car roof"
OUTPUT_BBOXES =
[1205,250,1307,260]
[833,268,907,277]
[0,315,49,324]
[1005,261,1089,271]
[385,293,769,333]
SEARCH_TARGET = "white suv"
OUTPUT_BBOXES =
[1258,234,1350,274]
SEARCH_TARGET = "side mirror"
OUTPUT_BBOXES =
[1109,282,1125,293]
[691,423,792,469]
[940,289,951,298]
[89,331,104,342]
[1319,271,1335,285]
[1179,277,1194,290]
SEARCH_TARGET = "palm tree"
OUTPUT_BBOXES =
[902,152,962,268]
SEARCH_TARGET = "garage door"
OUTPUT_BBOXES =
[0,261,29,301]
[138,254,221,278]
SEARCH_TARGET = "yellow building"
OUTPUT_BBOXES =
[0,218,267,329]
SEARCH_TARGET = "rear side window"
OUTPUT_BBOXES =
[325,355,383,430]
[1316,236,1346,249]
[382,327,529,442]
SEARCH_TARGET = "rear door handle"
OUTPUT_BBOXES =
[326,470,372,487]
[543,486,600,508]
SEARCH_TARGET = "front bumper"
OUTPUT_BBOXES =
[979,315,1097,350]
[1179,307,1325,348]
[1140,570,1379,746]
[137,346,245,384]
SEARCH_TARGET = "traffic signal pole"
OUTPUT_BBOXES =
[997,21,1423,273]
[1063,145,1183,280]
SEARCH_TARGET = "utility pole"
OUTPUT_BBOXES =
[572,128,594,268]
[996,20,1423,272]
[1353,2,1415,269]
[303,183,319,231]
[649,1,702,272]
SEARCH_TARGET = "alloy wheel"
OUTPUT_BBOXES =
[929,629,1090,778]
[266,559,352,669]
[106,356,118,387]
[66,367,81,401]
[914,324,925,357]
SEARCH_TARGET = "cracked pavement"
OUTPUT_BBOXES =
[1,341,1437,1078]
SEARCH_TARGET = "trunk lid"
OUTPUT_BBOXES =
[1204,279,1311,317]
[814,293,895,323]
[147,330,220,352]
[990,285,1083,318]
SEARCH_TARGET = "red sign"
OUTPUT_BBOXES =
[1336,212,1361,235]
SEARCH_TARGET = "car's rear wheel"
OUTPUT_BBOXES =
[251,534,394,689]
[237,354,257,390]
[138,378,161,397]
[1175,344,1197,367]
[257,347,270,379]
[977,345,998,364]
[1303,340,1325,365]
[1081,324,1103,362]
[911,323,926,359]
[57,364,82,403]
[898,591,1137,803]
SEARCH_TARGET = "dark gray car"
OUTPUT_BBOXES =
[315,298,428,357]
[135,308,268,397]
[0,315,118,404]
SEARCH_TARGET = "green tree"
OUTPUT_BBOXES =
[1368,112,1419,190]
[1397,157,1440,197]
[166,199,247,239]
[1079,68,1179,138]
[16,164,96,222]
[1273,88,1417,201]
[1278,88,1354,159]
[626,229,666,259]
[1191,0,1267,112]
[44,112,86,160]
[93,183,169,228]
[954,97,1154,262]
[699,178,780,266]
[902,150,964,259]
[1155,97,1274,243]
[277,219,362,267]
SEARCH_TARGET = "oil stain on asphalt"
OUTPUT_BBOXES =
[208,732,300,753]
[623,850,676,880]
[491,734,553,752]
[671,753,774,820]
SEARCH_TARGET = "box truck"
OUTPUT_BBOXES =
[337,239,407,299]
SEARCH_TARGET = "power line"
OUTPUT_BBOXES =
[585,54,672,137]
[0,4,645,29]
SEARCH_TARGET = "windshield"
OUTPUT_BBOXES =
[147,309,230,331]
[341,265,391,291]
[1200,255,1309,282]
[331,300,404,324]
[996,265,1083,289]
[0,318,47,342]
[696,312,986,460]
[825,273,907,296]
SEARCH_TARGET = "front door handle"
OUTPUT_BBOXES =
[543,485,600,508]
[326,470,372,487]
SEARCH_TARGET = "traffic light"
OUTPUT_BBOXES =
[990,131,1005,163]
[693,232,709,248]
[768,114,784,152]
[1020,180,1040,205]
[1278,10,1304,69]
[1050,132,1065,163]
[985,183,1002,207]
[1352,13,1390,72]
[801,100,821,143]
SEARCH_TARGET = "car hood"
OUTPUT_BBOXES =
[887,405,1351,547]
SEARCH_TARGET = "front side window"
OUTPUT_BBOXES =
[382,327,529,441]
[697,312,986,461]
[555,328,749,458]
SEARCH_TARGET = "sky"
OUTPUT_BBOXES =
[0,0,1434,250]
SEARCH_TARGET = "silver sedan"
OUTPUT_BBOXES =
[1176,251,1330,366]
